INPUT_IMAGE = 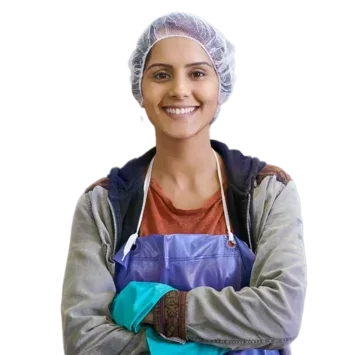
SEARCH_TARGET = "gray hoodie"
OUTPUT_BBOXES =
[61,140,306,354]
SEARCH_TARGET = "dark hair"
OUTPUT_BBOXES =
[143,49,152,72]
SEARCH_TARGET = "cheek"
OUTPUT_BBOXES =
[197,82,219,104]
[142,82,163,106]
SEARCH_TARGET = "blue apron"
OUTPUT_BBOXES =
[112,150,280,355]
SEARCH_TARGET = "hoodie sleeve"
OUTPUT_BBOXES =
[154,176,306,351]
[61,191,149,355]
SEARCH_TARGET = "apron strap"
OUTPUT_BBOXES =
[122,156,155,261]
[122,149,234,260]
[212,150,234,244]
[136,155,155,235]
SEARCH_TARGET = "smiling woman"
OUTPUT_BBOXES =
[141,37,219,141]
[130,13,236,121]
[61,11,306,355]
[122,13,239,214]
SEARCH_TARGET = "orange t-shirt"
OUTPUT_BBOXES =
[140,177,229,236]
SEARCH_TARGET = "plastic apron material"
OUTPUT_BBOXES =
[112,151,280,355]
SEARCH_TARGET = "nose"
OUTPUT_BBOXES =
[168,74,190,99]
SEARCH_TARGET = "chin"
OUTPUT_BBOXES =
[165,132,196,141]
[149,110,214,142]
[158,123,211,142]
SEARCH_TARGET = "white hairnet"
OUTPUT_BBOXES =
[128,12,236,122]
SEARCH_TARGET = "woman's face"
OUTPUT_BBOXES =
[141,37,219,141]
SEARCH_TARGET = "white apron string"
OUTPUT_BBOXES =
[122,150,234,261]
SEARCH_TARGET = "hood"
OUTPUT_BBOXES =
[107,140,266,198]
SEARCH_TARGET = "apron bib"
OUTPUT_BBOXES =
[113,150,280,355]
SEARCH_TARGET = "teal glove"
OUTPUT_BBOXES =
[145,327,229,355]
[110,281,175,333]
[110,281,229,354]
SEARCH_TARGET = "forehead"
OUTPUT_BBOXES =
[146,37,213,67]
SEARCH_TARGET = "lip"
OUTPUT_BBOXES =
[162,105,199,109]
[162,106,199,119]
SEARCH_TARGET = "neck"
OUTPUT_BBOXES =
[152,130,219,189]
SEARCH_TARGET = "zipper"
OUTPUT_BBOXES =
[107,197,118,259]
[246,193,252,250]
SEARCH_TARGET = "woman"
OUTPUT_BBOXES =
[61,12,306,355]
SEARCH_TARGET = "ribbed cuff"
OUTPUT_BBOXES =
[153,290,188,340]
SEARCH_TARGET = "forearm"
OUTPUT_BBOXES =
[152,180,306,350]
[62,192,149,355]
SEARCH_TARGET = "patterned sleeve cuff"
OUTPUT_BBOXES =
[152,290,188,341]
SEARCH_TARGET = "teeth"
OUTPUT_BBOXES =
[165,107,196,115]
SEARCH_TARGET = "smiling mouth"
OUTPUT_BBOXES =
[162,107,199,118]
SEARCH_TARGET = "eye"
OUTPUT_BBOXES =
[154,72,170,80]
[190,70,206,78]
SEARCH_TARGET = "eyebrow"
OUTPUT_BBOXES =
[145,61,213,71]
